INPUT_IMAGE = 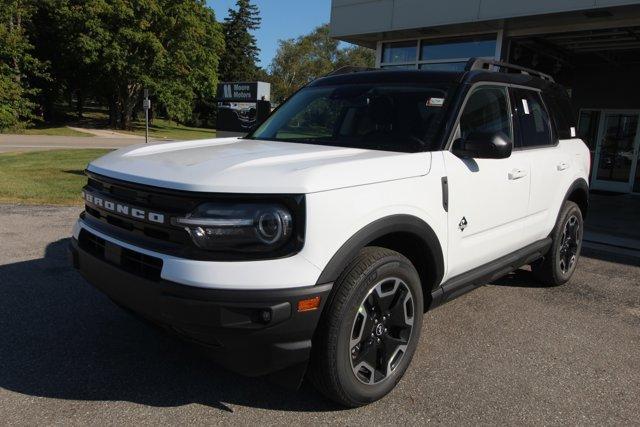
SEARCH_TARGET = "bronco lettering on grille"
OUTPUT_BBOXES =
[82,191,166,224]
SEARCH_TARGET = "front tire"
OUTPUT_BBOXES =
[309,247,423,407]
[532,201,583,286]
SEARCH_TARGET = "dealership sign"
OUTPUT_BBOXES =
[216,81,271,102]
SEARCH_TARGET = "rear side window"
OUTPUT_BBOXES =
[512,89,553,148]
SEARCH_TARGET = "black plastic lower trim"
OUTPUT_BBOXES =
[430,238,552,308]
[70,237,332,381]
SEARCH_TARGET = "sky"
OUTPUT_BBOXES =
[207,0,332,69]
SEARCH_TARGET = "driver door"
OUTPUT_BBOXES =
[443,85,531,279]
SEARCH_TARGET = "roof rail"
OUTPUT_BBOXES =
[325,66,378,77]
[465,58,555,82]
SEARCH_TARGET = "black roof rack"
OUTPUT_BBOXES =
[466,58,555,83]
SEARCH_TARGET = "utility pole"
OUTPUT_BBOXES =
[143,89,151,144]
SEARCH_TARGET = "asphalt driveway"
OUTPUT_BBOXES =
[0,204,638,424]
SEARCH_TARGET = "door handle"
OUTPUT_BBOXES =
[557,161,570,171]
[508,168,527,180]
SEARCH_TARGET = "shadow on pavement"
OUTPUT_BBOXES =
[488,268,547,288]
[0,239,340,413]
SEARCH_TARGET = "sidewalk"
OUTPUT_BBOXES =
[0,134,152,153]
[66,127,143,139]
[583,192,640,263]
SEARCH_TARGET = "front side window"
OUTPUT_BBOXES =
[512,89,553,148]
[458,86,512,141]
[249,84,453,152]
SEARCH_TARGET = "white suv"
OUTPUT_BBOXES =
[70,59,590,407]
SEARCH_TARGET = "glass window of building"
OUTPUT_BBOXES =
[381,64,419,70]
[381,41,418,65]
[419,62,468,71]
[420,36,497,62]
[380,34,497,70]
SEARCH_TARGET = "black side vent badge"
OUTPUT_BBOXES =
[441,177,449,212]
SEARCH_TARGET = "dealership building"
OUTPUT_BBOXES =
[330,0,640,194]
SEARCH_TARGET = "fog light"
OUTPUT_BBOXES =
[259,309,272,323]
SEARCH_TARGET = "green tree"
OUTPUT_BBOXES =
[153,1,225,124]
[31,0,224,129]
[0,0,44,131]
[268,24,375,103]
[31,0,96,122]
[218,0,261,82]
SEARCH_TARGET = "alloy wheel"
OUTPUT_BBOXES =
[559,214,581,274]
[349,278,415,385]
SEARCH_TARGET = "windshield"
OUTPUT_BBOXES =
[248,84,452,152]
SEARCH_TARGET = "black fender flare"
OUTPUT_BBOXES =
[562,178,590,219]
[315,214,445,290]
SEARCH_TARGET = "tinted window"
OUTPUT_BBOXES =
[250,84,452,152]
[543,87,577,140]
[578,110,600,152]
[459,86,512,140]
[512,89,553,148]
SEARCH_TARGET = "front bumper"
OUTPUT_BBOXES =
[69,237,333,380]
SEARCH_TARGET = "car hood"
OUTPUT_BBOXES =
[87,137,431,194]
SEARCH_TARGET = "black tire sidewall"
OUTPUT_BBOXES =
[333,254,423,404]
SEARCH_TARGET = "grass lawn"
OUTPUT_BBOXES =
[14,106,215,141]
[0,149,111,205]
[17,125,94,137]
[124,118,216,140]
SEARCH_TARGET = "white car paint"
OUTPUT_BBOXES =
[442,149,532,279]
[73,220,321,290]
[442,139,590,279]
[522,139,591,243]
[75,134,589,291]
[87,137,431,194]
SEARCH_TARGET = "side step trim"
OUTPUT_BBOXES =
[429,238,552,309]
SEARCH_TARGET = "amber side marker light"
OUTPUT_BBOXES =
[297,296,321,312]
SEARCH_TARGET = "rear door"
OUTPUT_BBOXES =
[443,84,531,279]
[510,87,569,243]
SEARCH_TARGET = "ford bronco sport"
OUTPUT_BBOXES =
[70,59,590,407]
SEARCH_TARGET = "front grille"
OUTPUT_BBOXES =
[78,229,163,281]
[83,175,193,246]
[81,171,307,261]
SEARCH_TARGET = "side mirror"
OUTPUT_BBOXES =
[452,132,513,159]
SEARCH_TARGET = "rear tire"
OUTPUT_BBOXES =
[532,201,583,286]
[308,247,423,407]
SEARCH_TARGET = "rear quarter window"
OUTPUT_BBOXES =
[543,87,577,140]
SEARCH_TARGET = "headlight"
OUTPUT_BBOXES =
[172,203,293,253]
